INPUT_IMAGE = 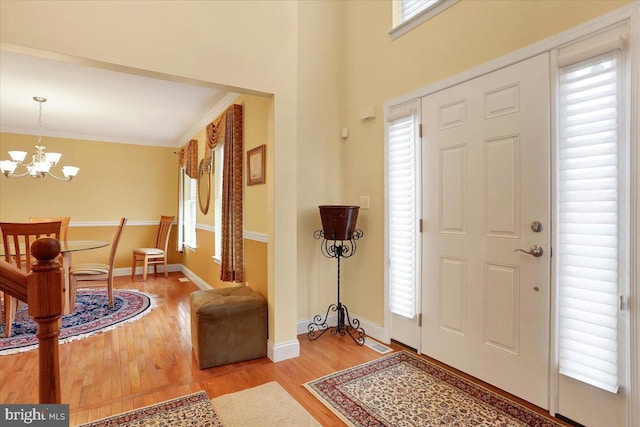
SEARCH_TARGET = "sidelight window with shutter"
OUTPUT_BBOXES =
[555,27,629,394]
[387,101,421,319]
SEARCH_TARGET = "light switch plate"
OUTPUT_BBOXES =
[360,196,370,210]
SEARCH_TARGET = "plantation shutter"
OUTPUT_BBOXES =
[388,102,420,319]
[400,0,439,23]
[556,29,625,394]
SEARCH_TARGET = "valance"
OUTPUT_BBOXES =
[205,112,225,165]
[179,139,198,179]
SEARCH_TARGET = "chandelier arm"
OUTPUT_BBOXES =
[3,170,32,179]
[45,171,73,182]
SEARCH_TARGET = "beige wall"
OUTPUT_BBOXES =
[0,0,300,347]
[296,0,348,321]
[338,0,631,325]
[0,134,177,221]
[0,0,631,348]
[0,132,182,269]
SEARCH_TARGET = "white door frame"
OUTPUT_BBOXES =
[383,3,639,423]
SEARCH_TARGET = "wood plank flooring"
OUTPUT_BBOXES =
[0,273,567,426]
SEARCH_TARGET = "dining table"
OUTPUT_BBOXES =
[0,240,109,314]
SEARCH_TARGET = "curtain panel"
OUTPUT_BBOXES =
[209,104,244,283]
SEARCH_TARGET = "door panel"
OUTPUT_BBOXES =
[421,52,551,408]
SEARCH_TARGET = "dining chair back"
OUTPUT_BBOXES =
[69,218,127,308]
[0,221,62,337]
[131,215,174,281]
[29,216,71,241]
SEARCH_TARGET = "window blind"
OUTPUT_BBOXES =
[557,50,620,393]
[388,113,419,319]
[183,175,197,248]
[400,0,439,23]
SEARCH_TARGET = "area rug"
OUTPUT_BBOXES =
[78,391,221,427]
[304,350,565,427]
[212,381,321,427]
[0,289,156,355]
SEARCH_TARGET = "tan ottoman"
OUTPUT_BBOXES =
[190,286,267,369]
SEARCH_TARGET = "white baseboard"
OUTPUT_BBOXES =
[297,312,387,344]
[177,265,213,290]
[113,264,182,278]
[267,338,300,362]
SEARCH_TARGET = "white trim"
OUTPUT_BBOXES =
[384,2,640,111]
[179,93,240,144]
[178,264,213,290]
[196,223,215,232]
[549,48,561,418]
[267,339,300,362]
[243,230,268,243]
[68,221,268,246]
[69,220,174,227]
[389,0,459,41]
[629,7,640,427]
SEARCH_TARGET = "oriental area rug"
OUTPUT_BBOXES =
[305,350,566,427]
[78,391,222,427]
[0,289,156,355]
[78,382,320,427]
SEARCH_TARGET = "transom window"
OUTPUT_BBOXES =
[390,0,459,40]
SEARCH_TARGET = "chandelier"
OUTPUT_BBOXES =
[0,97,80,181]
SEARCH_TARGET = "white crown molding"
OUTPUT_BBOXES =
[179,92,240,144]
[0,126,180,148]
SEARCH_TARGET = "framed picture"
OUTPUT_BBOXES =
[247,144,266,186]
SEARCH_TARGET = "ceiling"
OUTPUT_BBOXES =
[0,50,232,148]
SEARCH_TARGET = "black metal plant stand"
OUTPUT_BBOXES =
[307,229,365,346]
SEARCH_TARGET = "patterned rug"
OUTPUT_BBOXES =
[0,289,156,355]
[78,391,222,427]
[305,350,565,427]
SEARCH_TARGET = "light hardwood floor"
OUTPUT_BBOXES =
[1,273,567,426]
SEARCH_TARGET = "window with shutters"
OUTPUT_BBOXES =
[390,0,459,40]
[556,31,629,393]
[181,168,197,249]
[387,102,421,319]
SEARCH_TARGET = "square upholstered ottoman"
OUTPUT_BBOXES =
[190,286,267,369]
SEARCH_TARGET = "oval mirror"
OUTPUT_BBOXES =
[198,157,212,214]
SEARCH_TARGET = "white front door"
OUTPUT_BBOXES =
[421,52,551,408]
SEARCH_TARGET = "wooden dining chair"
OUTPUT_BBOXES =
[70,218,127,309]
[0,221,61,337]
[29,216,70,241]
[131,215,174,281]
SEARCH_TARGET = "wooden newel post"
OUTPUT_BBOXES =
[27,237,63,404]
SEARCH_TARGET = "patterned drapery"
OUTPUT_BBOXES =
[178,139,198,179]
[211,104,244,283]
[205,113,225,165]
